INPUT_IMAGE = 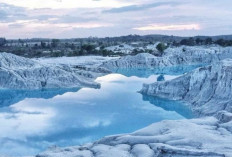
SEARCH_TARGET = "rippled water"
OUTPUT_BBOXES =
[0,66,197,156]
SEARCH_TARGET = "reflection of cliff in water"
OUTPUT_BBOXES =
[112,64,205,77]
[142,94,194,119]
[0,88,81,107]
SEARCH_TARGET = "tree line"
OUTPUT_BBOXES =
[173,37,232,47]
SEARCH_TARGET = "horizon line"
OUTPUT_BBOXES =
[2,34,232,40]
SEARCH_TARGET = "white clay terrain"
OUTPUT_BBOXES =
[37,117,232,157]
[105,44,135,54]
[1,45,232,157]
[0,53,112,89]
[140,59,232,117]
[36,46,232,157]
[101,46,232,69]
[34,56,117,67]
[104,43,160,55]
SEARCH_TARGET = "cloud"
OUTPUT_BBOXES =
[133,24,200,31]
[8,23,25,28]
[0,3,27,22]
[0,11,7,20]
[103,1,180,13]
[0,0,132,9]
[0,0,232,38]
[52,15,99,23]
[1,19,112,29]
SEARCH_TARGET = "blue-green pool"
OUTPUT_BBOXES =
[0,66,198,156]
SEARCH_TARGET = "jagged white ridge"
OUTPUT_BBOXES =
[0,53,110,89]
[140,59,232,117]
[36,117,232,157]
[101,46,232,69]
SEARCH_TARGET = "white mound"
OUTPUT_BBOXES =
[0,53,110,89]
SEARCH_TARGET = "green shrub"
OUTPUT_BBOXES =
[156,43,167,52]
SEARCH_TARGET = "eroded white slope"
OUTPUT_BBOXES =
[101,53,157,68]
[36,117,232,157]
[101,46,232,69]
[34,55,117,67]
[0,53,110,89]
[141,59,232,116]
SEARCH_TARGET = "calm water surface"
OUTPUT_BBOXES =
[0,66,197,156]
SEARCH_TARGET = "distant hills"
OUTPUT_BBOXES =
[3,34,232,43]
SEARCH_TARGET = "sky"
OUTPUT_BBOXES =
[0,0,232,38]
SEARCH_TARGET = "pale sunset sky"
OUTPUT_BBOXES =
[0,0,231,38]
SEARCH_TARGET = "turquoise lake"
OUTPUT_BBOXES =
[0,66,197,156]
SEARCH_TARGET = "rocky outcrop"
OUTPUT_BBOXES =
[101,46,232,69]
[101,53,157,68]
[36,117,232,157]
[140,59,232,116]
[0,53,109,89]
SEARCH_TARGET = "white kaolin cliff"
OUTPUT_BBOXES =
[101,46,232,69]
[0,53,109,89]
[141,59,232,117]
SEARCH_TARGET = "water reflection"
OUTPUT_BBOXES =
[0,88,81,107]
[0,66,197,156]
[142,94,194,119]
